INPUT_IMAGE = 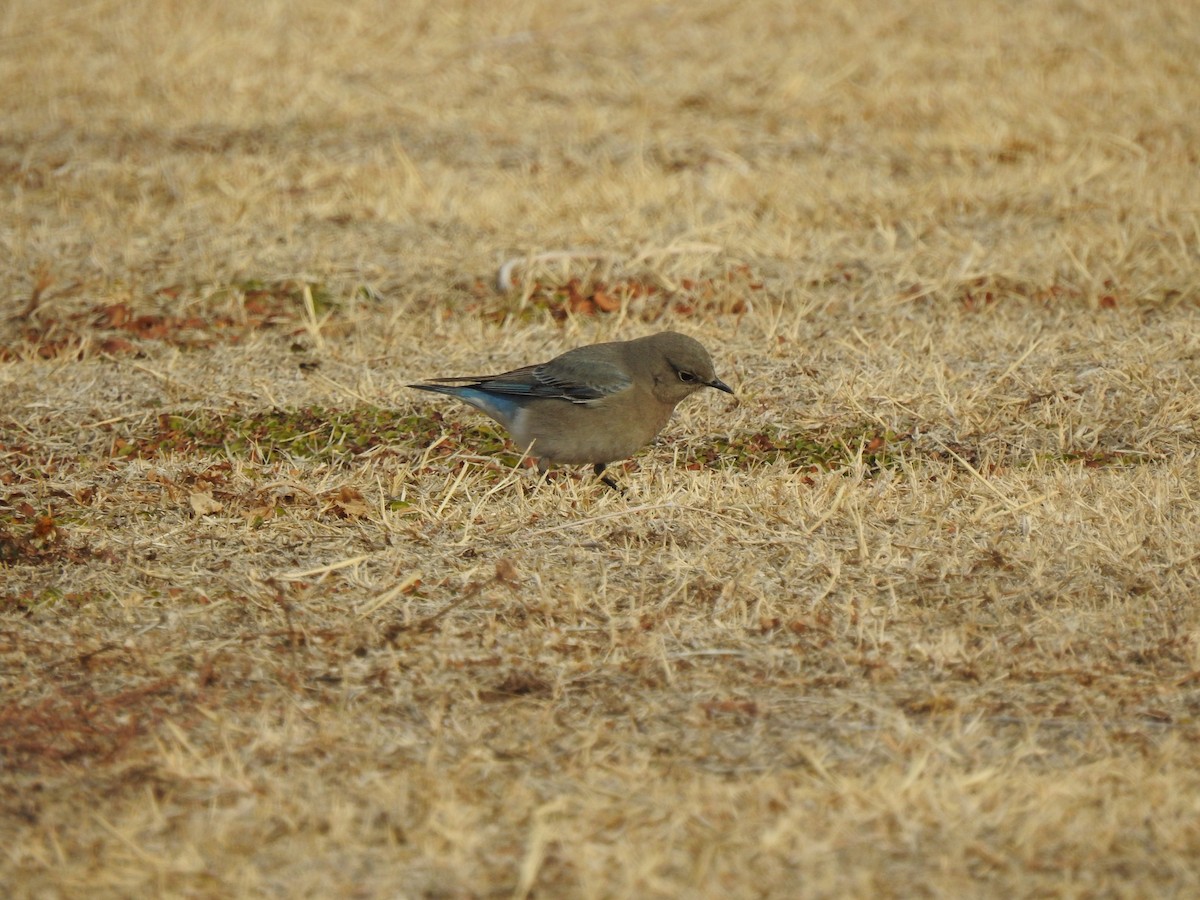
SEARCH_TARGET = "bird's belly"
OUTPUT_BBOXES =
[510,400,672,465]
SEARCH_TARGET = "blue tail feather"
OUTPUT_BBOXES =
[409,383,521,429]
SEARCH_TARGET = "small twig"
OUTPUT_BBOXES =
[494,243,725,292]
[409,580,484,632]
[934,439,1019,512]
[393,561,521,634]
[278,554,372,581]
[22,263,54,319]
[496,251,620,292]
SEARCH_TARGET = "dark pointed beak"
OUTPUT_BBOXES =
[709,378,734,394]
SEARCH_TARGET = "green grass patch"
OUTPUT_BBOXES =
[691,426,908,472]
[122,406,510,464]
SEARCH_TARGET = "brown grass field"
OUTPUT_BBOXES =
[3,0,1200,896]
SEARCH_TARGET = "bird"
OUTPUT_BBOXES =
[408,331,733,490]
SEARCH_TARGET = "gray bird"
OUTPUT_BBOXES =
[409,331,733,489]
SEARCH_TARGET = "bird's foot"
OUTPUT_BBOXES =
[593,463,626,495]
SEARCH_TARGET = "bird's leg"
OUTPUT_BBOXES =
[593,463,625,495]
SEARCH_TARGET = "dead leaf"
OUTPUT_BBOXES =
[590,294,619,314]
[324,486,370,518]
[99,338,138,355]
[495,558,520,587]
[189,490,223,516]
[96,304,130,328]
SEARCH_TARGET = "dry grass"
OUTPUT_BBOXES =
[3,0,1200,896]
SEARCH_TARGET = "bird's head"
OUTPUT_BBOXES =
[640,332,734,405]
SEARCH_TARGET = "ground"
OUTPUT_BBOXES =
[2,0,1200,896]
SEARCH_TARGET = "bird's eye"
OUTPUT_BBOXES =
[678,371,697,383]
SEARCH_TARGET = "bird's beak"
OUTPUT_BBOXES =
[709,378,734,394]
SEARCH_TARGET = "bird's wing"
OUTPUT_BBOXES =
[425,357,630,404]
[527,355,631,402]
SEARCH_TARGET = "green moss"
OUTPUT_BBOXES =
[204,278,340,315]
[132,406,507,463]
[692,426,907,472]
